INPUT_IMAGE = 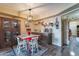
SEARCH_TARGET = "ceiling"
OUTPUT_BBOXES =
[0,3,76,20]
[63,7,79,21]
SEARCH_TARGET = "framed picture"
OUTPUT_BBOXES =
[55,17,59,29]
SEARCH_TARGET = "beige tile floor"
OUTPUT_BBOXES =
[0,44,70,56]
[42,44,70,56]
[1,36,79,56]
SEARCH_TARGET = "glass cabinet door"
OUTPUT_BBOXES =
[11,20,20,35]
[12,20,18,29]
[2,19,11,46]
[0,19,1,30]
[11,20,20,45]
[4,31,11,42]
[0,19,2,48]
[3,19,10,30]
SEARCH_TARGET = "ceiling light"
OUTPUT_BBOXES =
[27,9,33,21]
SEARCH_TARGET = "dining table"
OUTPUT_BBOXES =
[17,34,40,41]
[17,34,40,55]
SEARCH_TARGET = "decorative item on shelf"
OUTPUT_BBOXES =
[55,17,59,29]
[38,21,41,24]
[34,22,38,25]
[12,20,19,28]
[49,22,53,27]
[41,21,43,25]
[41,21,45,26]
[3,20,10,28]
[43,23,48,27]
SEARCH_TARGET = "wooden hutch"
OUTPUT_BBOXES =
[0,17,20,49]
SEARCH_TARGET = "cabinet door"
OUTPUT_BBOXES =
[0,18,1,30]
[0,18,2,48]
[11,20,20,45]
[4,31,11,42]
[11,20,20,34]
[3,18,11,30]
[12,20,18,29]
[2,18,11,47]
[17,20,21,35]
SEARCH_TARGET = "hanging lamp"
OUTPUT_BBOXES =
[27,9,33,21]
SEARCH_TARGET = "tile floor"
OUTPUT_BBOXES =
[1,36,79,56]
[0,45,48,56]
[42,44,70,56]
[0,44,70,56]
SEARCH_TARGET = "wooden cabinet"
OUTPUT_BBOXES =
[0,18,3,48]
[31,32,52,45]
[0,17,20,49]
[2,18,11,47]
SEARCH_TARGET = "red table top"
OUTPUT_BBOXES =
[17,34,40,41]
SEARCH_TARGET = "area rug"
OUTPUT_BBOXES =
[0,46,48,56]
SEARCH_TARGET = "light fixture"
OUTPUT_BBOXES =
[27,9,33,21]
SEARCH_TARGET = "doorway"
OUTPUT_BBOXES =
[61,17,70,56]
[61,18,69,46]
[61,16,79,56]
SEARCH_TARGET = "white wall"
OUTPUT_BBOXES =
[29,16,62,46]
[42,16,62,46]
[52,16,62,46]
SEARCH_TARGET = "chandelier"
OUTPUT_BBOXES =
[27,9,33,21]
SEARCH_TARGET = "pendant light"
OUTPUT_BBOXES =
[27,9,33,21]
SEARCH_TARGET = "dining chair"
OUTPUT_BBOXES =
[16,37,27,56]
